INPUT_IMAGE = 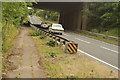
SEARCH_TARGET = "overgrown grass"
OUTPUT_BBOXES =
[91,28,119,37]
[39,35,46,39]
[0,23,2,52]
[29,28,118,78]
[46,39,56,47]
[100,28,119,37]
[2,22,20,77]
[48,52,57,58]
[75,31,119,45]
[2,22,20,52]
[30,31,39,36]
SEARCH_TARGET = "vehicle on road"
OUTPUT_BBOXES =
[49,24,64,35]
[41,22,49,29]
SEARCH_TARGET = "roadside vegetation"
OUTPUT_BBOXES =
[35,9,59,22]
[2,2,32,76]
[75,31,120,45]
[38,17,58,24]
[31,9,59,24]
[83,3,119,37]
[2,2,32,52]
[29,28,118,78]
[30,31,39,36]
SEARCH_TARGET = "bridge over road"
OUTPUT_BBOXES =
[29,15,119,71]
[32,2,88,31]
[31,3,119,71]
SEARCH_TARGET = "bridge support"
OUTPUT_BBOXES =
[33,2,89,31]
[59,10,83,31]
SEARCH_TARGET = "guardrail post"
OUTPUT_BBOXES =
[49,34,52,37]
[55,37,60,46]
[59,39,65,49]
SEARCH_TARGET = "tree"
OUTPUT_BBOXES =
[35,9,59,21]
[83,2,119,37]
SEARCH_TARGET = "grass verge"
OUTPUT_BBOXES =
[2,23,21,77]
[2,24,20,52]
[75,31,119,46]
[29,28,118,78]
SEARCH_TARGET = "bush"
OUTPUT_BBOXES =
[39,35,46,39]
[30,31,39,36]
[49,52,57,58]
[91,29,99,33]
[105,28,118,37]
[47,39,56,47]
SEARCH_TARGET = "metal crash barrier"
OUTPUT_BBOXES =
[30,24,78,54]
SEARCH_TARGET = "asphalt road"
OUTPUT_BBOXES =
[59,31,119,71]
[28,16,42,25]
[29,15,119,71]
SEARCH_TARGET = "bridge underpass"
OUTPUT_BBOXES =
[30,2,119,71]
[32,2,88,31]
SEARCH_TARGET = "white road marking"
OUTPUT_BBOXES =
[71,32,118,47]
[75,38,90,44]
[76,33,118,47]
[100,46,118,54]
[78,49,120,71]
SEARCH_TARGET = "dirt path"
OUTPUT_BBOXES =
[7,27,45,78]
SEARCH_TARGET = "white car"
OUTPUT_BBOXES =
[41,22,49,29]
[49,24,64,35]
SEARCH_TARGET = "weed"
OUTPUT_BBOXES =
[47,39,56,47]
[110,71,113,74]
[39,35,46,39]
[49,52,57,58]
[91,70,94,72]
[109,70,113,76]
[30,31,39,36]
[2,43,14,52]
[92,29,99,33]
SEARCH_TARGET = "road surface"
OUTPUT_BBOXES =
[28,16,42,25]
[29,15,119,71]
[60,31,119,70]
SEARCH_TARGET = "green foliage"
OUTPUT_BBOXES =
[35,9,59,21]
[2,2,33,52]
[101,28,119,37]
[2,43,14,52]
[30,31,39,36]
[2,23,19,52]
[2,2,31,26]
[85,2,119,37]
[48,52,57,58]
[39,35,46,39]
[91,29,99,33]
[47,39,56,47]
